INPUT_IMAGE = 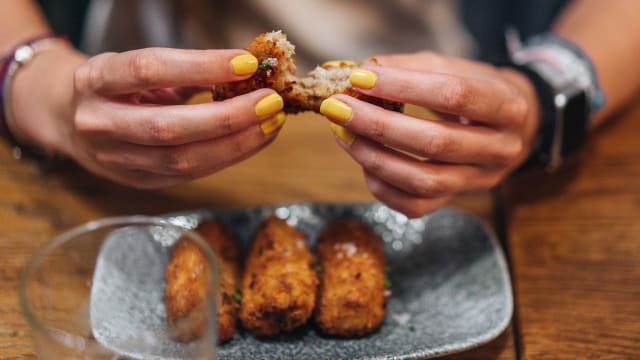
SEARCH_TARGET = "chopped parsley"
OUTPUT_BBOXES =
[409,325,416,332]
[314,264,323,273]
[232,291,242,304]
[383,275,392,289]
[259,58,272,70]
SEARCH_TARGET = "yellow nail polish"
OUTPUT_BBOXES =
[230,54,259,75]
[255,93,284,117]
[186,91,213,105]
[349,68,377,89]
[260,112,287,135]
[329,123,356,146]
[322,60,357,69]
[320,98,352,122]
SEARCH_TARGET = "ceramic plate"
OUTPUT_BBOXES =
[91,203,512,360]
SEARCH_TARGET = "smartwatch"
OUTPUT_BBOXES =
[507,32,606,171]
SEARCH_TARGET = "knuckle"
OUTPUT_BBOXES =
[94,150,116,166]
[421,133,454,156]
[144,117,177,144]
[129,51,161,85]
[495,91,528,126]
[441,78,473,110]
[366,177,386,199]
[506,137,525,161]
[72,110,90,132]
[492,137,524,166]
[165,149,197,175]
[73,108,103,134]
[230,135,250,156]
[216,102,235,134]
[73,64,92,93]
[367,116,387,142]
[508,97,529,125]
[411,175,443,198]
[361,150,384,174]
[74,63,105,93]
[87,65,105,92]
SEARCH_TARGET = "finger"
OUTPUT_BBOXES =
[92,120,282,177]
[338,136,491,197]
[76,48,259,95]
[111,169,192,189]
[370,52,497,79]
[349,66,527,127]
[321,96,523,166]
[364,171,451,219]
[77,89,283,146]
[137,88,192,105]
[81,160,192,189]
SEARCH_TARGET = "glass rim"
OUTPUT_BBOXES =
[18,215,218,344]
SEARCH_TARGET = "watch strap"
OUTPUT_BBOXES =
[507,63,557,170]
[520,34,605,116]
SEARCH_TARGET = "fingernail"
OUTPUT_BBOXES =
[349,68,377,89]
[260,112,287,135]
[322,60,357,69]
[329,123,355,146]
[255,93,284,117]
[230,54,259,75]
[320,98,352,122]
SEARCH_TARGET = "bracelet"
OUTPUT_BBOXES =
[0,34,69,160]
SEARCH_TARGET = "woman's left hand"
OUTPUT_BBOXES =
[320,52,541,218]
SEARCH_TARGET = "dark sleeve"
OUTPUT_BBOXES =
[36,0,90,48]
[461,0,570,64]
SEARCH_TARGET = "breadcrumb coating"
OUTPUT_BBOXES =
[239,215,318,337]
[213,31,403,114]
[165,221,241,343]
[315,218,387,337]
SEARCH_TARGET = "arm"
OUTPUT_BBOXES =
[554,0,640,127]
[1,1,286,188]
[0,1,50,52]
[320,0,640,218]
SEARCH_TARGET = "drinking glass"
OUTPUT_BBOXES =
[19,216,218,359]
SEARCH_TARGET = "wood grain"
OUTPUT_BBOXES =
[505,103,640,359]
[0,112,511,358]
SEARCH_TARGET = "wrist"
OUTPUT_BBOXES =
[10,45,86,157]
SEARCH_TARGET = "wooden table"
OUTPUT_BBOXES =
[1,105,638,359]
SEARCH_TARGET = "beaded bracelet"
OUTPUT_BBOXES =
[0,34,69,160]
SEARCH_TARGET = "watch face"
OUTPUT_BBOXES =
[563,91,588,156]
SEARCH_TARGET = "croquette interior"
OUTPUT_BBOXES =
[213,30,403,114]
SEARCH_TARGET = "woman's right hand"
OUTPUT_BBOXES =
[10,46,285,188]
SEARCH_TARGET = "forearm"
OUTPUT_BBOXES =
[0,0,51,53]
[1,1,86,155]
[554,0,640,127]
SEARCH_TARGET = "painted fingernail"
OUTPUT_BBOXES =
[349,68,377,89]
[260,112,287,135]
[329,123,355,146]
[230,54,259,75]
[320,98,352,122]
[322,60,357,69]
[255,93,284,117]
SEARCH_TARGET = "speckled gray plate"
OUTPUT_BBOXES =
[92,203,512,360]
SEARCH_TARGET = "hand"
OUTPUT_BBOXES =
[10,46,286,188]
[321,52,540,218]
